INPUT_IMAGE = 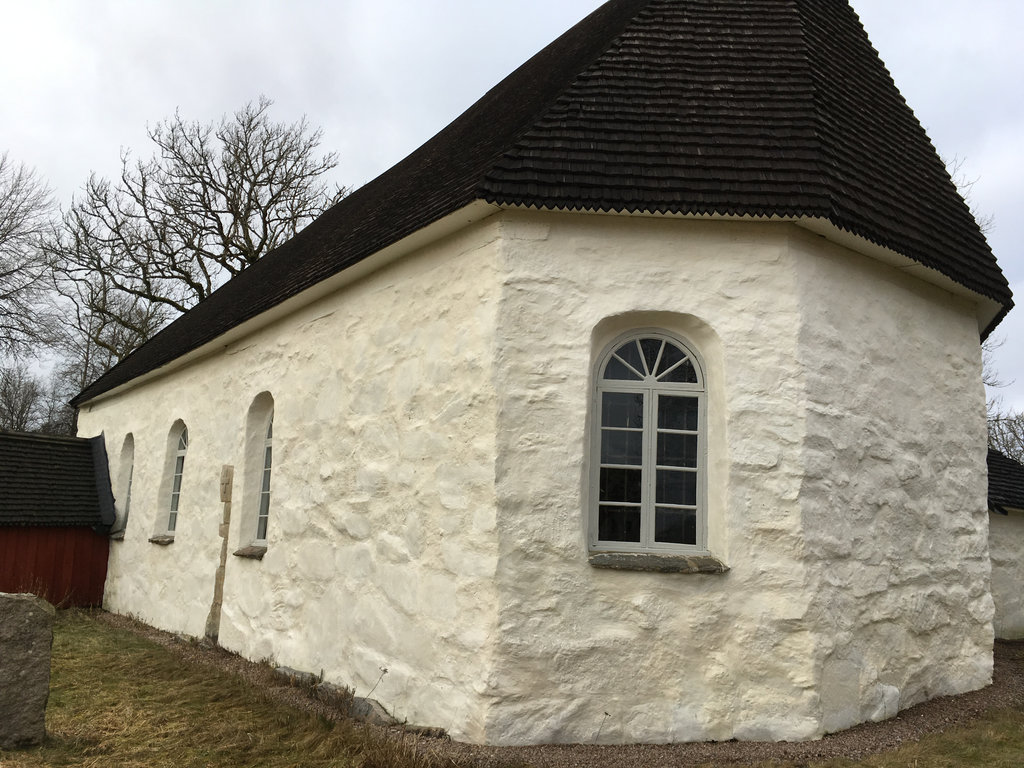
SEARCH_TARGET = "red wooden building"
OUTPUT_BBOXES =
[0,432,115,607]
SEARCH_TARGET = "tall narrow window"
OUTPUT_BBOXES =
[123,465,134,522]
[591,333,706,552]
[112,434,134,537]
[168,427,188,532]
[236,392,274,555]
[255,417,273,543]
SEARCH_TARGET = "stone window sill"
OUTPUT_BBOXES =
[233,545,267,560]
[148,534,175,546]
[588,551,729,574]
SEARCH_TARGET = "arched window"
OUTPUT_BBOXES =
[111,434,134,537]
[167,424,188,533]
[590,332,706,552]
[255,416,273,543]
[237,393,275,554]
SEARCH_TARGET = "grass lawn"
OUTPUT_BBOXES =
[0,610,451,768]
[0,610,1022,767]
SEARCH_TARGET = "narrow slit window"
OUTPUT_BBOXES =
[167,427,188,532]
[256,418,273,543]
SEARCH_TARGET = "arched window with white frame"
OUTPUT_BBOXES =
[590,331,707,553]
[255,415,273,544]
[162,422,188,535]
[236,392,275,555]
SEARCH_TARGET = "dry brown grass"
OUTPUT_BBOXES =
[0,610,462,768]
[1,611,1022,768]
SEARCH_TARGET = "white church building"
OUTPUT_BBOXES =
[74,0,1015,745]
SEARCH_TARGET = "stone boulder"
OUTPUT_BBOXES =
[0,593,56,749]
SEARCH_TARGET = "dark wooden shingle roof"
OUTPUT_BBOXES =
[0,432,116,529]
[73,0,1013,406]
[989,449,1024,514]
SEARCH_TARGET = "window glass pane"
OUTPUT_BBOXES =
[660,358,698,383]
[658,395,699,431]
[124,466,133,516]
[656,469,697,505]
[256,513,268,541]
[655,508,697,544]
[261,467,272,494]
[599,505,641,542]
[167,510,177,531]
[640,338,663,376]
[657,433,698,468]
[266,420,273,440]
[601,430,643,465]
[602,392,643,428]
[604,356,642,380]
[179,429,188,450]
[600,467,642,503]
[614,341,645,376]
[656,341,688,378]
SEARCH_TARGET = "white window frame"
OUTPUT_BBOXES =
[589,330,708,554]
[254,416,273,545]
[166,426,188,534]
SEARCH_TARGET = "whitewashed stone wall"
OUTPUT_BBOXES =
[790,231,992,732]
[78,221,505,743]
[80,208,993,745]
[990,509,1024,639]
[481,211,990,744]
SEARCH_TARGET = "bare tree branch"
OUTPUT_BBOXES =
[0,152,55,358]
[46,97,347,385]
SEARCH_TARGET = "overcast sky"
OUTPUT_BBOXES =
[2,0,1021,411]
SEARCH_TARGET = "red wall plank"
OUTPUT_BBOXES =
[0,528,109,607]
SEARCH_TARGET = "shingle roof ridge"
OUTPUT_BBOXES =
[988,448,1024,511]
[73,0,1013,406]
[0,430,94,447]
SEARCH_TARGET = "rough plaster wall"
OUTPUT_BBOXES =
[790,230,993,733]
[485,213,819,745]
[482,212,992,746]
[990,510,1024,639]
[78,222,504,742]
[80,208,995,747]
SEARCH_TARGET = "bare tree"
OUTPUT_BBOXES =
[0,364,43,432]
[983,336,1024,462]
[989,408,1024,463]
[47,96,347,387]
[0,153,54,358]
[52,97,345,313]
[946,154,995,235]
[0,364,76,435]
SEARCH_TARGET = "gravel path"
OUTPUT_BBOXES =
[98,613,1023,767]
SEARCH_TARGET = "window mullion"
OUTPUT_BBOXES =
[642,386,657,547]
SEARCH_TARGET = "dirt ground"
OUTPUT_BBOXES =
[98,612,1024,767]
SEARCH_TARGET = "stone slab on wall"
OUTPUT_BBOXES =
[0,592,56,749]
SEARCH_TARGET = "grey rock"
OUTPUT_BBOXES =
[0,593,56,749]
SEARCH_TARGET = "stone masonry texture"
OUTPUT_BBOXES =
[0,592,56,749]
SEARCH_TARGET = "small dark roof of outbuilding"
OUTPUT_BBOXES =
[74,0,1013,406]
[989,448,1024,514]
[0,432,115,529]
